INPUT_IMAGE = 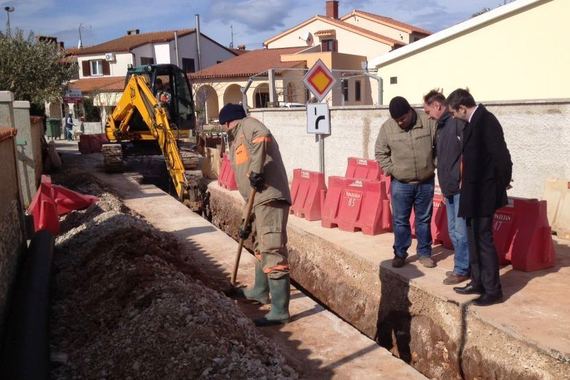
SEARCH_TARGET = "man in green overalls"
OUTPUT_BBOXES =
[219,103,292,326]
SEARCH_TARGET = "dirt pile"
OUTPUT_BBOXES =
[50,177,297,379]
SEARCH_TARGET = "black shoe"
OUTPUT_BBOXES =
[473,293,503,306]
[392,256,406,268]
[453,283,483,295]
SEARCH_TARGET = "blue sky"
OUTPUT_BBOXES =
[1,0,509,50]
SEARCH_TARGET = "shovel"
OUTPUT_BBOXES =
[231,188,256,286]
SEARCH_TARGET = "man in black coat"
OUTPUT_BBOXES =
[446,89,512,306]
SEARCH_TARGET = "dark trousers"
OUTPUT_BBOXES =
[466,216,502,296]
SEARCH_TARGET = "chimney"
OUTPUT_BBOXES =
[127,29,140,35]
[326,0,339,19]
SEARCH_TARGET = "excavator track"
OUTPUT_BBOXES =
[102,143,125,173]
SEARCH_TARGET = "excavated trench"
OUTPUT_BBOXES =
[48,169,298,379]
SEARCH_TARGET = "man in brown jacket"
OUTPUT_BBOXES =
[219,103,292,326]
[375,96,437,269]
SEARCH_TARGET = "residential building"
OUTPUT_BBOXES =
[369,0,570,104]
[191,0,430,120]
[67,28,236,122]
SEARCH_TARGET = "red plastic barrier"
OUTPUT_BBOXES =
[52,185,99,215]
[432,194,453,249]
[79,134,109,154]
[321,177,391,235]
[290,169,326,221]
[27,175,99,235]
[218,153,238,190]
[27,177,59,235]
[345,157,382,180]
[493,198,555,271]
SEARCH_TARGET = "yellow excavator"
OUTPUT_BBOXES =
[103,64,202,206]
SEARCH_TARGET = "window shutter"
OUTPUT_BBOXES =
[102,60,110,75]
[82,60,91,77]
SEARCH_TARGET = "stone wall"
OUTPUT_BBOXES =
[250,100,570,199]
[0,131,25,340]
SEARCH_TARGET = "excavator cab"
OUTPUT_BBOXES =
[125,64,196,137]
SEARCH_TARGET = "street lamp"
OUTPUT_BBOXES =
[4,6,14,34]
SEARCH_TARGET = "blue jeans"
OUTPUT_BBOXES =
[445,194,470,276]
[390,177,434,259]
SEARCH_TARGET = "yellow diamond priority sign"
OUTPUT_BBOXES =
[303,59,336,102]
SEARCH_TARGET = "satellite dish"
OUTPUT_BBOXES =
[301,31,314,46]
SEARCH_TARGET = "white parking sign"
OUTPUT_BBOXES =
[306,103,330,135]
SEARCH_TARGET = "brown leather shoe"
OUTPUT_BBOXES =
[443,273,470,285]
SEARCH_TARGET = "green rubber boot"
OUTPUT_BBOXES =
[254,275,290,326]
[241,261,270,304]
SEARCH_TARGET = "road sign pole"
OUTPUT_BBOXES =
[319,134,325,175]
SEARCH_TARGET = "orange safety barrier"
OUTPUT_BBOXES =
[218,153,238,190]
[290,169,326,221]
[345,157,382,180]
[431,194,453,249]
[493,197,555,271]
[321,177,391,235]
[27,175,99,235]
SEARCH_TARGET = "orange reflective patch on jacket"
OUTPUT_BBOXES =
[263,264,290,274]
[253,136,272,144]
[235,143,249,165]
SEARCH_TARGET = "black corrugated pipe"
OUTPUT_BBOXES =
[0,230,54,380]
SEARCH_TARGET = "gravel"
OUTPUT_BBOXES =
[49,174,298,379]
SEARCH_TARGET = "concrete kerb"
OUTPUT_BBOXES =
[207,181,570,380]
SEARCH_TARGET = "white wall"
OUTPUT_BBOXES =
[154,43,172,64]
[112,53,133,76]
[131,45,155,65]
[250,101,570,200]
[373,0,570,104]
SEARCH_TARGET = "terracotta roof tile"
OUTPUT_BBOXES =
[72,29,195,55]
[190,47,306,80]
[68,76,125,93]
[344,10,432,35]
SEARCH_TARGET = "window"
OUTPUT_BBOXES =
[342,80,349,102]
[321,39,337,52]
[182,58,195,73]
[355,80,361,102]
[90,60,103,76]
[390,76,398,84]
[82,59,109,77]
[140,57,154,65]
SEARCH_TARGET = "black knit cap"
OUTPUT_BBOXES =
[219,103,246,124]
[389,96,412,119]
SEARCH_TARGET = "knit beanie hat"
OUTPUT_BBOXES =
[219,104,246,124]
[389,96,412,119]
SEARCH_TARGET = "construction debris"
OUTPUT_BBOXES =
[49,175,297,379]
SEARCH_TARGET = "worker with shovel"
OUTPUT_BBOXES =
[219,103,292,326]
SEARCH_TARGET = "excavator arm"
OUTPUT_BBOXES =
[105,75,188,200]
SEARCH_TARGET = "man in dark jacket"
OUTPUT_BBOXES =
[423,90,469,285]
[219,103,292,326]
[446,89,512,306]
